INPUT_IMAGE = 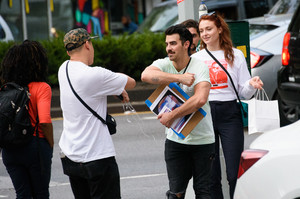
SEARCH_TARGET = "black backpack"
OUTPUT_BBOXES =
[0,82,35,149]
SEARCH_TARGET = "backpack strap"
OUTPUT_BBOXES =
[34,114,39,137]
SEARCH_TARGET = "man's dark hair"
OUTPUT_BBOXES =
[181,19,200,36]
[1,40,48,87]
[165,24,193,55]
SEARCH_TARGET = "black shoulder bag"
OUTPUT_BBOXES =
[205,48,248,126]
[65,61,117,135]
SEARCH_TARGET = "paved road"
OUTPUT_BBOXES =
[0,112,261,199]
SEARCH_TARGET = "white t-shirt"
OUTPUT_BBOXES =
[58,60,127,163]
[151,57,215,145]
[192,48,256,101]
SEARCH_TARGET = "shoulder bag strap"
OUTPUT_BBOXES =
[182,57,191,74]
[25,83,39,135]
[177,57,191,85]
[65,61,107,124]
[205,47,247,116]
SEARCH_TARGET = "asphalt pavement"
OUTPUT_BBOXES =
[1,83,261,198]
[0,115,259,199]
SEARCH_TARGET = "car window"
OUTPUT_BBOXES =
[290,6,300,32]
[0,24,5,39]
[138,3,178,32]
[244,0,270,18]
[268,0,300,15]
[249,24,278,40]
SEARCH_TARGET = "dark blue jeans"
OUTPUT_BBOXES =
[68,156,121,199]
[209,100,244,199]
[165,139,215,199]
[2,137,53,199]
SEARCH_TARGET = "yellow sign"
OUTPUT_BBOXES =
[51,0,54,12]
[237,45,247,58]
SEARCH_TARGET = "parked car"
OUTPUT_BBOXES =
[234,120,300,199]
[241,0,300,127]
[249,13,293,101]
[245,0,299,102]
[277,3,300,126]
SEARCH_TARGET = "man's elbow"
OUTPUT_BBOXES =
[125,77,136,89]
[141,71,150,83]
[195,98,208,109]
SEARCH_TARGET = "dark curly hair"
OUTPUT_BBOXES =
[1,40,48,87]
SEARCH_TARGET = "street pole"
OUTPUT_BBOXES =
[237,0,246,20]
[177,0,201,22]
[47,0,53,39]
[21,0,28,40]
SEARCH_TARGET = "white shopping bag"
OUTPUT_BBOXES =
[248,89,280,134]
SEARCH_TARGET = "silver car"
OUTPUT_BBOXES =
[249,13,293,100]
[248,0,300,126]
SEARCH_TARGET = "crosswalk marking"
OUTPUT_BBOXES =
[48,173,167,187]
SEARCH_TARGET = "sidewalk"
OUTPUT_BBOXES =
[51,82,158,118]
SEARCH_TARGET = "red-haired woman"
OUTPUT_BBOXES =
[192,13,263,199]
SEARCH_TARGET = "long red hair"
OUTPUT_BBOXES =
[199,13,234,66]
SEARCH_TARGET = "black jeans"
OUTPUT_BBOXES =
[165,139,215,199]
[209,100,244,199]
[2,138,53,199]
[66,156,121,199]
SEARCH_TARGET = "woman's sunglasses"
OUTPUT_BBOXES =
[199,11,217,19]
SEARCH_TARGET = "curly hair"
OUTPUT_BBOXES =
[199,13,235,65]
[1,40,48,87]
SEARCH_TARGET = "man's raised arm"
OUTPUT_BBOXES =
[141,66,195,86]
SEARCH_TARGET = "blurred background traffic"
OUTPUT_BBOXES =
[0,0,297,41]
